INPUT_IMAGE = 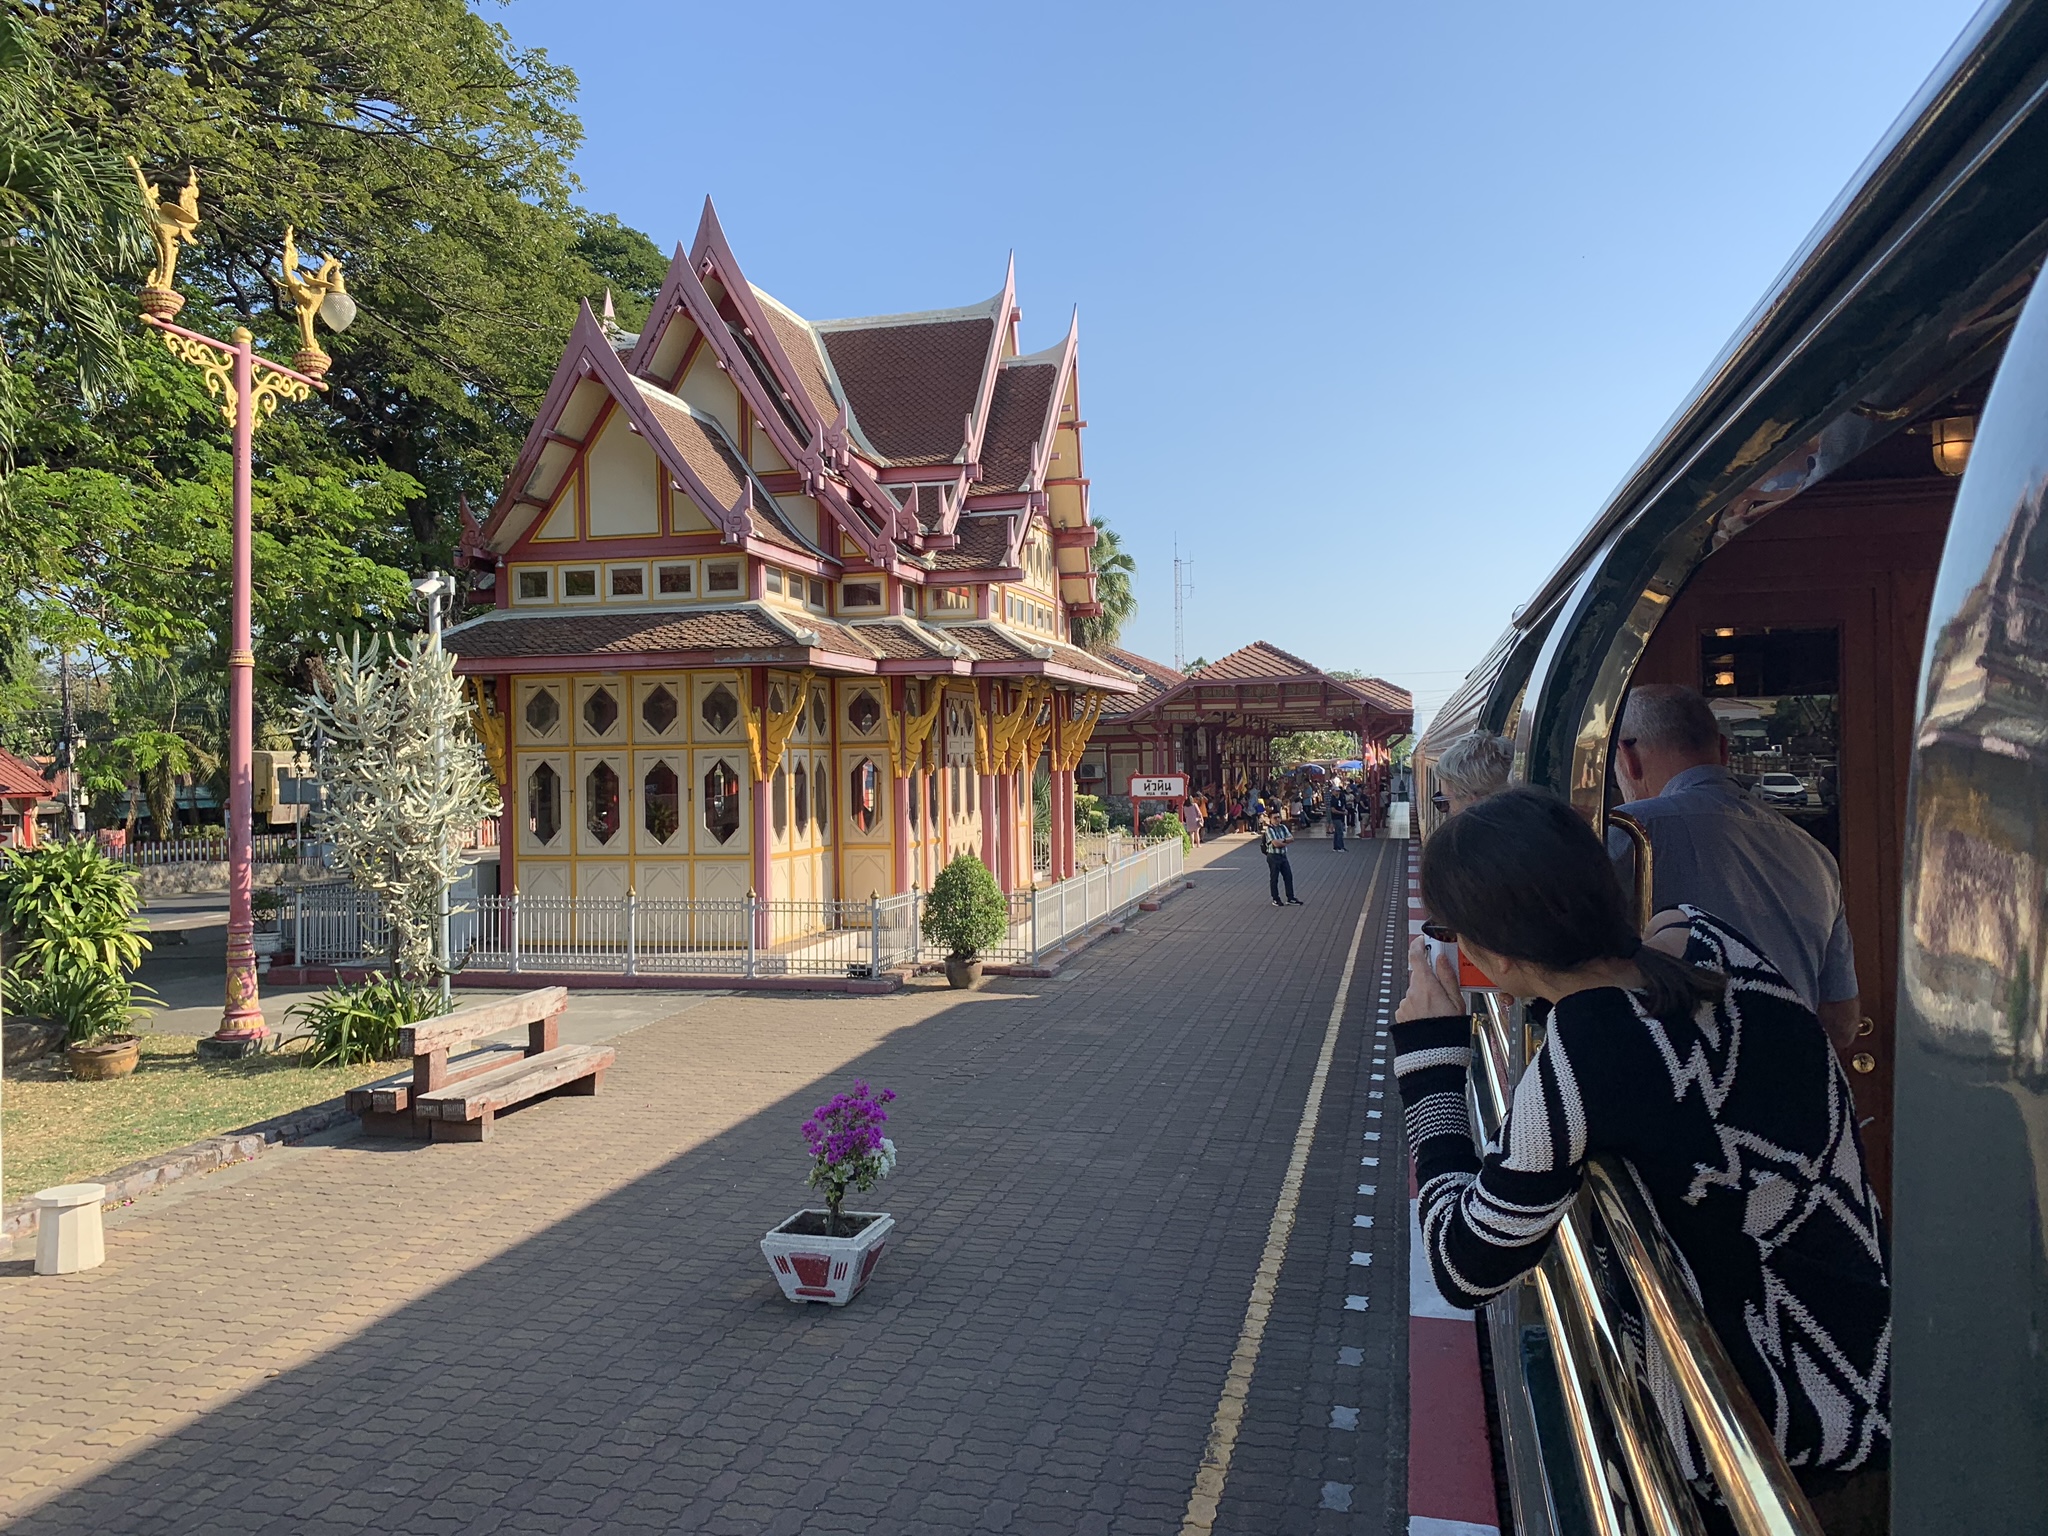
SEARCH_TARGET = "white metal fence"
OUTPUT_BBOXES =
[285,836,1185,980]
[110,818,497,868]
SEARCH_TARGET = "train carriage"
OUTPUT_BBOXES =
[1415,4,2048,1529]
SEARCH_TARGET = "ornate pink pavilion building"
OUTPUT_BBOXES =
[446,201,1138,909]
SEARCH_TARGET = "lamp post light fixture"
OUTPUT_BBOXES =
[133,165,354,1058]
[412,571,455,1013]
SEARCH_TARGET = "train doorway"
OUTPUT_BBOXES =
[1625,469,1957,1202]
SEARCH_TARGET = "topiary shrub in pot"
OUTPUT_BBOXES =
[0,841,156,1079]
[921,852,1008,988]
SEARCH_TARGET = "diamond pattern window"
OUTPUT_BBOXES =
[811,689,828,738]
[850,758,880,833]
[527,762,561,845]
[702,683,738,734]
[848,690,880,735]
[793,762,809,831]
[586,762,620,844]
[643,763,680,844]
[583,686,619,736]
[772,763,789,839]
[814,758,830,836]
[524,687,560,736]
[641,684,678,735]
[703,760,741,844]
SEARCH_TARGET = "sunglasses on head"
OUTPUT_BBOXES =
[1420,920,1458,944]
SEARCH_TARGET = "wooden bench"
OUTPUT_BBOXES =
[343,988,613,1142]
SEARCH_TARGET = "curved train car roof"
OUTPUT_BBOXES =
[1423,0,2048,778]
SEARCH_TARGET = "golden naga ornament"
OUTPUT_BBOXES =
[130,158,199,320]
[275,226,353,381]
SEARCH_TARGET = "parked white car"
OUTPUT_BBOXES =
[1756,771,1809,807]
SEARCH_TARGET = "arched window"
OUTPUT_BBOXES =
[814,757,830,836]
[703,760,740,843]
[793,761,809,831]
[772,762,789,839]
[643,763,680,843]
[850,758,879,833]
[527,762,561,844]
[586,762,620,844]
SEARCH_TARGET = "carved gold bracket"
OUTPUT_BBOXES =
[886,680,947,779]
[159,327,313,430]
[465,678,508,788]
[745,669,814,782]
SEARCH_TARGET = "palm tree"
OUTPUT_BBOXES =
[0,10,149,479]
[1074,519,1137,653]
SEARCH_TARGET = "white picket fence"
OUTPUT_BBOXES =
[285,836,1185,980]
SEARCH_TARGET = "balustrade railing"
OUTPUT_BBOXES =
[284,837,1184,979]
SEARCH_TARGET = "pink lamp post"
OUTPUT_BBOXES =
[133,167,353,1057]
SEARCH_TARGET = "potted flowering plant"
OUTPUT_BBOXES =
[760,1080,898,1306]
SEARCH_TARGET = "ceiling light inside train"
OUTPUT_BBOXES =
[1931,414,1976,476]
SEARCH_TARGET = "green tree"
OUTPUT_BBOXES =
[0,9,149,483]
[1074,518,1137,653]
[1272,729,1358,766]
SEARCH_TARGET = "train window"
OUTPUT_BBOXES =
[1699,626,1842,855]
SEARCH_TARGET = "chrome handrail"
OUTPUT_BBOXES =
[1607,808,1655,933]
[1468,998,1825,1536]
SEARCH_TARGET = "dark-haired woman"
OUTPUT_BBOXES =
[1394,787,1889,1534]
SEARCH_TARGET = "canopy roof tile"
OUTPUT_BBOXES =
[0,748,52,801]
[1099,648,1187,719]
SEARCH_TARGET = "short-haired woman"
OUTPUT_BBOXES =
[1394,787,1889,1534]
[1433,729,1513,813]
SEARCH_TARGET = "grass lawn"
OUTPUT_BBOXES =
[3,1035,393,1203]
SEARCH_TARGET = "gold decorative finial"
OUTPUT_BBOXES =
[130,158,199,320]
[275,226,351,381]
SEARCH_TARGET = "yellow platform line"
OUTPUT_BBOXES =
[1179,855,1381,1533]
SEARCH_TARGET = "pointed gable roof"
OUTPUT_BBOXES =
[973,343,1064,494]
[1186,641,1325,683]
[480,302,814,555]
[813,291,1004,468]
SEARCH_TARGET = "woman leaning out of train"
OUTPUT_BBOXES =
[1393,787,1890,1536]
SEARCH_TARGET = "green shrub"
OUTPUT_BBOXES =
[1142,812,1193,855]
[1073,793,1109,834]
[285,973,444,1066]
[0,841,154,1043]
[920,853,1010,959]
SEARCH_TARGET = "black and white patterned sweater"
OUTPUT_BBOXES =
[1392,907,1891,1473]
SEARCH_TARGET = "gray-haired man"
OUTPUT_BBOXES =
[1612,684,1860,1050]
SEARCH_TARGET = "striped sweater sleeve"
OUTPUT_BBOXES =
[1392,1012,1590,1309]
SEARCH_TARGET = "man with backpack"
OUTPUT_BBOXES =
[1258,812,1302,906]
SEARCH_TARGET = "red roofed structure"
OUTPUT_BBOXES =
[1082,643,1412,823]
[0,747,55,848]
[450,201,1136,907]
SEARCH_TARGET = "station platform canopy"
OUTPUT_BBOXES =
[1103,641,1411,742]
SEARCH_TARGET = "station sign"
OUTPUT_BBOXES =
[1128,774,1188,800]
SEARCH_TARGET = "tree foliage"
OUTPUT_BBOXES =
[298,634,497,983]
[1073,518,1137,654]
[1272,729,1359,766]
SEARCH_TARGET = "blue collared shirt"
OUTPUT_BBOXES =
[1610,764,1856,1010]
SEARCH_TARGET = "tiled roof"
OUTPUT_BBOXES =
[445,606,808,660]
[971,362,1056,493]
[818,317,992,467]
[1099,648,1186,718]
[0,747,52,799]
[1184,641,1324,684]
[752,294,841,425]
[845,619,962,661]
[633,381,813,554]
[1043,641,1144,685]
[926,514,1015,571]
[1344,676,1413,714]
[933,622,1036,662]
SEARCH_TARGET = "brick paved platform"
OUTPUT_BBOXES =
[0,837,1411,1535]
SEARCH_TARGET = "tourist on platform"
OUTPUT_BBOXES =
[1331,788,1346,852]
[1435,730,1513,814]
[1179,796,1202,846]
[1394,788,1889,1532]
[1611,685,1860,1049]
[1257,812,1301,906]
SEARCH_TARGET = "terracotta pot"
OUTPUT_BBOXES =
[67,1034,142,1081]
[761,1210,894,1306]
[944,955,983,990]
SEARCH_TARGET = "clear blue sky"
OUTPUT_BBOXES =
[501,0,1984,728]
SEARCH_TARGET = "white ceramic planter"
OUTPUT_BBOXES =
[760,1210,894,1305]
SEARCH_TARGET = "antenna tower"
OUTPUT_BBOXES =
[1173,540,1193,671]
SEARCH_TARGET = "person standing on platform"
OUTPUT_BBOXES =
[1331,788,1347,852]
[1179,795,1202,846]
[1259,812,1302,906]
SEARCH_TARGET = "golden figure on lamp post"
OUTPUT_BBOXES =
[129,158,199,322]
[130,168,357,1057]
